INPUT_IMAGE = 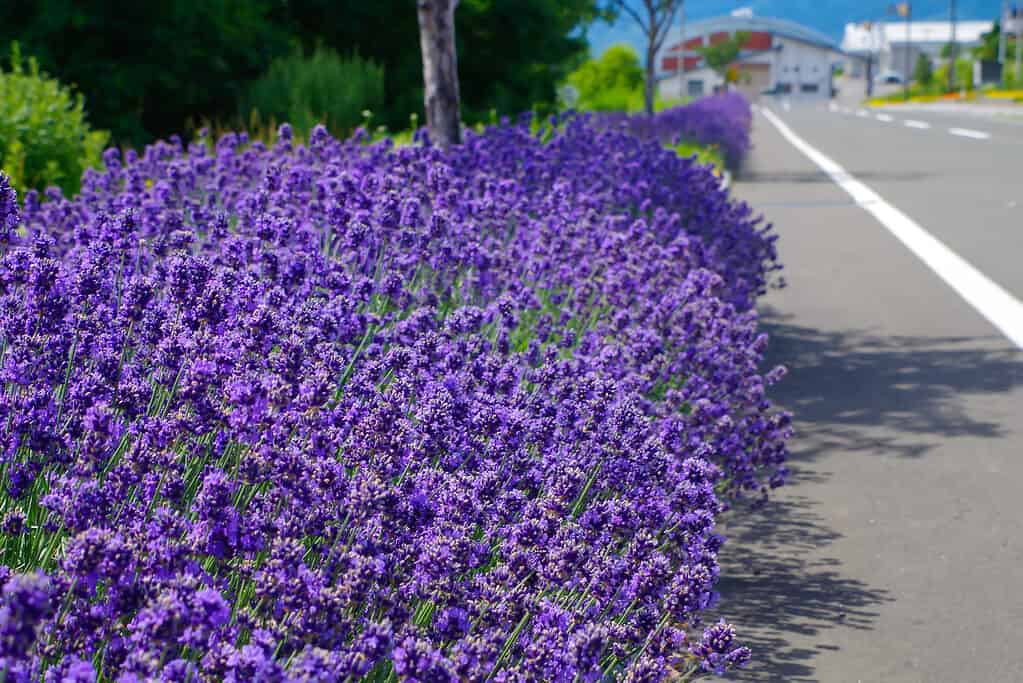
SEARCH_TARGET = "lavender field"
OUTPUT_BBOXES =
[0,97,791,681]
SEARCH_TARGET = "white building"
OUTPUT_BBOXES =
[841,20,993,78]
[658,14,844,101]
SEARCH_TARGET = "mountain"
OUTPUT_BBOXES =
[587,0,1003,57]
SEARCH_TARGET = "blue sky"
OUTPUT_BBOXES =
[585,1,1004,58]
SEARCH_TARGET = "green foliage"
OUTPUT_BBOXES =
[0,1,290,146]
[699,32,751,76]
[1004,62,1019,89]
[0,1,601,144]
[655,96,691,111]
[913,53,934,87]
[973,19,1001,61]
[279,0,603,131]
[561,45,690,113]
[673,140,725,172]
[956,57,975,91]
[0,43,108,196]
[242,47,384,138]
[565,44,644,111]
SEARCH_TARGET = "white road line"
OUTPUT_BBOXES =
[761,107,1023,352]
[904,120,931,129]
[876,113,894,122]
[828,102,839,112]
[949,127,991,140]
[783,100,792,112]
[856,109,870,117]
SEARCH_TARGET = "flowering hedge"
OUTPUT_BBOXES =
[599,93,754,168]
[0,104,788,681]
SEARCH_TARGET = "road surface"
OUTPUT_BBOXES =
[715,99,1023,682]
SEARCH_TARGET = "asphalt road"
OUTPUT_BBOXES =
[714,100,1023,682]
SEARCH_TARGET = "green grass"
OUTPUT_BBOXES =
[672,140,725,174]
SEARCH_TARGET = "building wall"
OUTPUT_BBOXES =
[883,44,936,76]
[659,68,724,100]
[657,28,837,101]
[770,37,834,97]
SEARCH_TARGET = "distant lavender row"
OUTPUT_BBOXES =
[0,109,786,681]
[598,93,754,168]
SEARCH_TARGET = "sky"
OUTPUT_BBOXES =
[586,1,1005,58]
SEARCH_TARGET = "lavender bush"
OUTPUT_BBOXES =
[0,108,787,681]
[599,93,753,168]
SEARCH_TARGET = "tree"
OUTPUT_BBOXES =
[699,31,751,78]
[566,44,644,111]
[282,0,603,130]
[417,0,462,147]
[1,1,603,145]
[605,1,684,116]
[973,20,1001,61]
[0,0,290,145]
[913,53,934,87]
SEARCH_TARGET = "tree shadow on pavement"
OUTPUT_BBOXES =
[759,307,1023,459]
[735,169,933,185]
[713,492,892,682]
[707,309,1023,680]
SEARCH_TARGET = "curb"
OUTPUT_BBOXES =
[720,169,733,192]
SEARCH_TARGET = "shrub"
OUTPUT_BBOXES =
[243,46,385,138]
[565,44,645,112]
[598,92,753,168]
[913,53,934,87]
[0,43,108,196]
[0,107,783,679]
[956,57,975,91]
[1004,63,1019,89]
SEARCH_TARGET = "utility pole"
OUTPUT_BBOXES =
[889,3,913,98]
[904,2,912,100]
[866,52,875,97]
[948,0,957,91]
[1017,6,1023,82]
[999,0,1008,65]
[865,21,876,98]
[678,3,685,98]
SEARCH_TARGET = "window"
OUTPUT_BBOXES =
[800,83,819,93]
[777,82,793,93]
[687,79,705,96]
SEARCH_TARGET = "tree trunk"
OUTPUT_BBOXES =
[645,46,656,116]
[417,0,462,147]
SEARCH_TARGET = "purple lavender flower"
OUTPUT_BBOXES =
[0,97,785,679]
[0,172,19,242]
[690,620,753,675]
[0,572,55,660]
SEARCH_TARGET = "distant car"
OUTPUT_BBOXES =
[760,83,792,96]
[875,71,904,85]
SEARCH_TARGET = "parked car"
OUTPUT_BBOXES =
[875,71,904,85]
[760,83,792,96]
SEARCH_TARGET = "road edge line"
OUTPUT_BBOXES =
[759,106,1023,351]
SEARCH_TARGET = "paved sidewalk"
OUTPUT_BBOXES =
[712,107,1023,682]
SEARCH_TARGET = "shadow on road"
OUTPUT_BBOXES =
[735,169,933,184]
[709,309,1022,680]
[715,493,891,682]
[761,307,1023,459]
